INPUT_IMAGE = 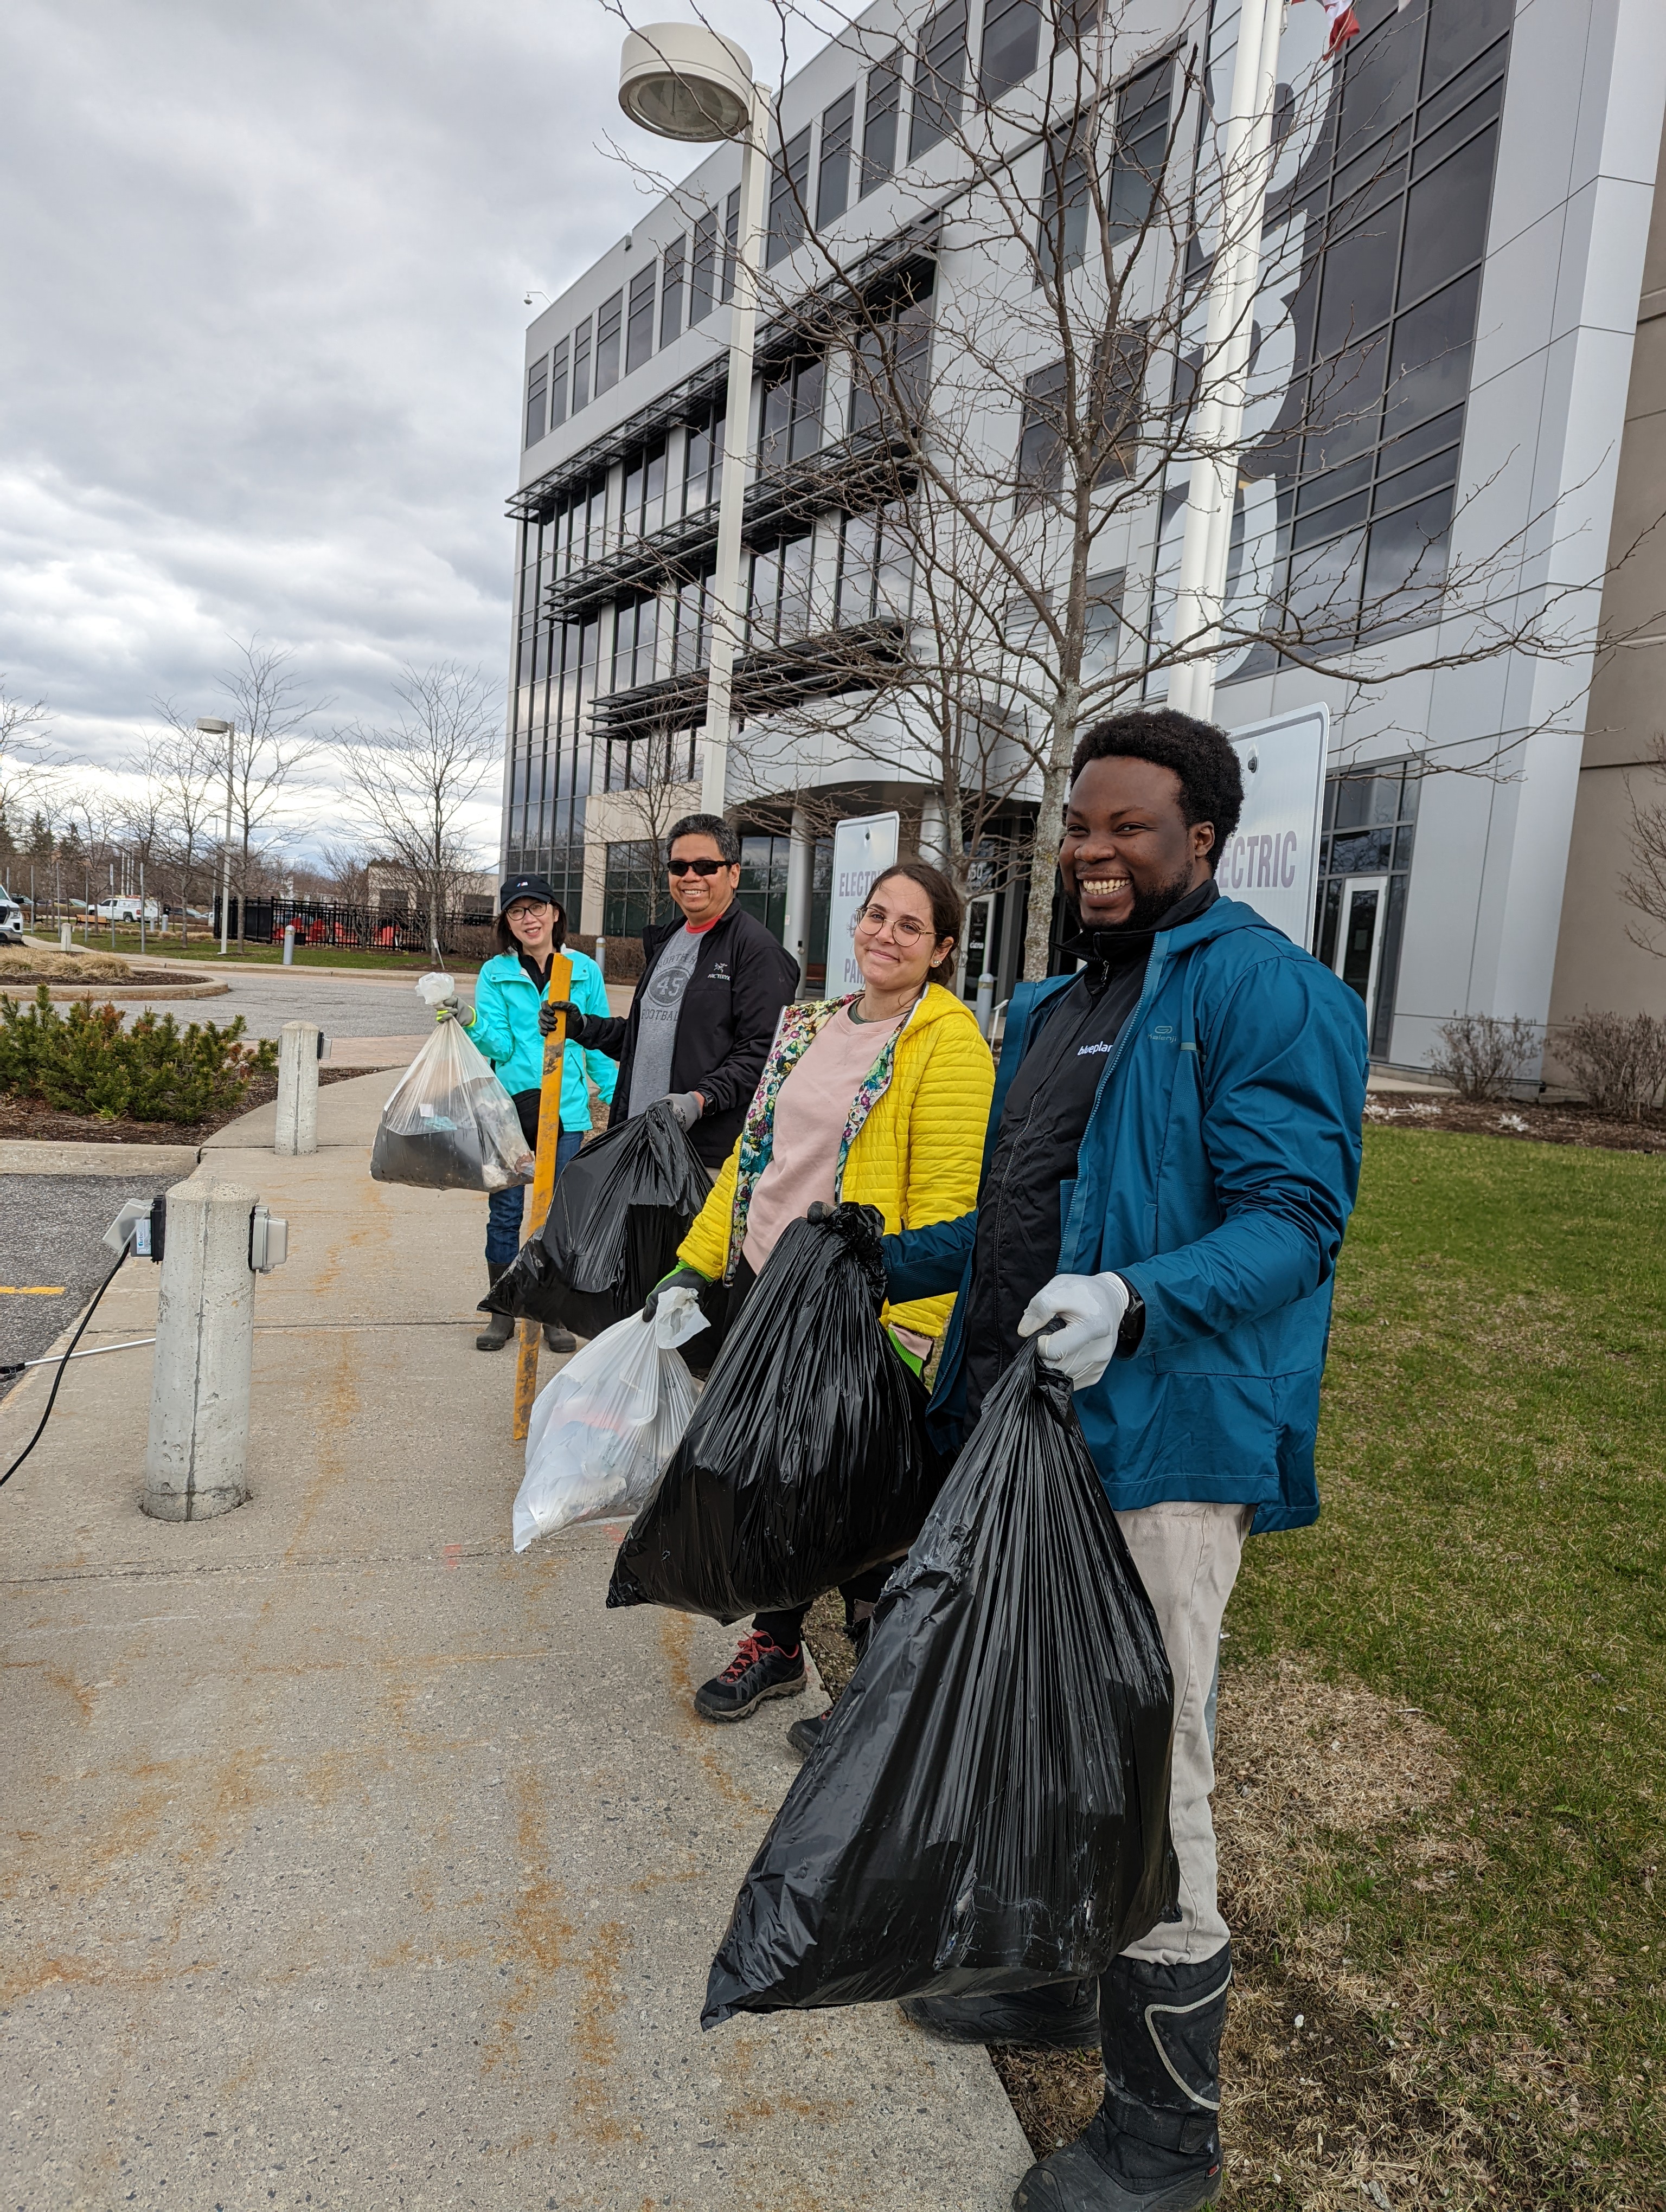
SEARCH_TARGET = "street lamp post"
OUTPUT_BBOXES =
[619,23,770,816]
[197,717,234,956]
[1166,0,1284,725]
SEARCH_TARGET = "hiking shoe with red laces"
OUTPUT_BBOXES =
[693,1630,807,1722]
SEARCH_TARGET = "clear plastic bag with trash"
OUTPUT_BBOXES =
[511,1295,709,1551]
[369,976,536,1193]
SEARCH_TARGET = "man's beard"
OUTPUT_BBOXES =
[1075,862,1199,934]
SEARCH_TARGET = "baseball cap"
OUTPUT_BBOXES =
[499,873,559,913]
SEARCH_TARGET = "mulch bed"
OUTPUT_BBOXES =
[0,1066,367,1149]
[1,967,190,988]
[1366,1091,1666,1154]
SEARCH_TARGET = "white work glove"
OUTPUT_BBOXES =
[650,1282,709,1350]
[1017,1271,1132,1390]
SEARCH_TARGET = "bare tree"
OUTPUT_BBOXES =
[609,0,1654,978]
[146,722,225,946]
[342,662,501,963]
[1,681,56,865]
[1619,732,1666,959]
[205,638,328,947]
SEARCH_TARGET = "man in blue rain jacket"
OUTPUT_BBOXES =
[882,710,1368,2212]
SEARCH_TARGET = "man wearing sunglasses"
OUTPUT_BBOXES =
[540,814,799,1172]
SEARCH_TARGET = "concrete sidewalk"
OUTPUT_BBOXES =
[0,1074,1030,2210]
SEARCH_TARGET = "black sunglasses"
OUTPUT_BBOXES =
[667,857,729,877]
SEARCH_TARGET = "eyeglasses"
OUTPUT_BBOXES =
[854,903,929,944]
[667,857,729,878]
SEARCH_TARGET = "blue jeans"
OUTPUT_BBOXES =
[485,1127,583,1265]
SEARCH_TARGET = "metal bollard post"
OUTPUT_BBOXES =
[274,1021,320,1156]
[282,923,296,965]
[142,1178,258,1521]
[59,921,73,951]
[975,971,996,1037]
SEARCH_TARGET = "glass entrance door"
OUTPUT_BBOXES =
[1331,873,1389,1031]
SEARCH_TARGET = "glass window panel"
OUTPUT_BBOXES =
[875,503,913,620]
[1362,485,1454,616]
[837,511,877,625]
[1422,0,1511,96]
[1337,1,1421,165]
[1040,129,1090,278]
[790,356,824,458]
[1329,141,1408,238]
[1339,886,1380,999]
[1399,124,1498,307]
[625,266,656,376]
[818,88,854,225]
[644,442,666,532]
[659,238,685,347]
[691,210,717,323]
[1383,270,1481,440]
[1317,875,1342,965]
[1304,331,1388,471]
[1017,360,1066,496]
[1375,401,1464,479]
[1293,487,1368,550]
[571,319,592,411]
[766,126,811,268]
[779,532,815,639]
[1081,570,1125,680]
[722,188,740,301]
[861,50,902,195]
[594,290,623,395]
[1285,525,1367,638]
[1315,210,1402,357]
[1417,38,1508,139]
[1411,76,1503,181]
[1296,453,1373,513]
[549,337,569,429]
[1370,440,1458,516]
[981,0,1041,102]
[524,355,548,448]
[911,0,967,160]
[1107,60,1172,244]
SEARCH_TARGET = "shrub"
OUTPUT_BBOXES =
[1554,1008,1666,1121]
[0,986,278,1122]
[1428,1012,1540,1101]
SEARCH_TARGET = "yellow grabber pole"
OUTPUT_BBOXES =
[512,950,573,1441]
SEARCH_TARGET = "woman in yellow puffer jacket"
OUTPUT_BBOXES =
[660,858,994,1732]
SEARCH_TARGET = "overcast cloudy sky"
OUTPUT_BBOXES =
[0,0,818,861]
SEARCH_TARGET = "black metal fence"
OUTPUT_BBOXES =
[213,897,443,953]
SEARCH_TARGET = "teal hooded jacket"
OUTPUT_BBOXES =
[465,949,617,1131]
[882,897,1368,1533]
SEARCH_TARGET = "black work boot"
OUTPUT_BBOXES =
[542,1321,576,1354]
[786,1709,828,1758]
[1012,1944,1232,2211]
[692,1630,807,1721]
[902,1978,1100,2050]
[475,1262,515,1352]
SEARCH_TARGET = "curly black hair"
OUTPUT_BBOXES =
[1069,708,1244,866]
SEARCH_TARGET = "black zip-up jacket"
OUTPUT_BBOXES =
[581,903,800,1167]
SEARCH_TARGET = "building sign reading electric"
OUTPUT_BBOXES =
[1222,705,1329,950]
[827,812,900,993]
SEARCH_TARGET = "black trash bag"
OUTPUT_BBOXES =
[702,1337,1177,2028]
[477,1101,709,1338]
[607,1201,943,1623]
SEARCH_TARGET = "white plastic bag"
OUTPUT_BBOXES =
[512,1300,708,1551]
[369,1014,535,1193]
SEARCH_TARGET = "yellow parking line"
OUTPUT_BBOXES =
[0,1286,67,1296]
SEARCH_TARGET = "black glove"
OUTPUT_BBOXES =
[642,1265,706,1322]
[538,998,590,1043]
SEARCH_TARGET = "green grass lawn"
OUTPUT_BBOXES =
[71,932,474,974]
[1231,1129,1665,2204]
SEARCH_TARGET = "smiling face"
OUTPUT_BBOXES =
[853,870,951,998]
[505,897,554,952]
[1059,754,1216,930]
[667,832,740,924]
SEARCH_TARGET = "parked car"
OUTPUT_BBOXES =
[92,896,162,924]
[0,889,23,944]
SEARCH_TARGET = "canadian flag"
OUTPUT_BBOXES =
[1299,0,1362,57]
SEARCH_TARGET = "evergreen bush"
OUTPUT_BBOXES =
[0,986,278,1123]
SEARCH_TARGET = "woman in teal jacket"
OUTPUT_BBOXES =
[440,873,615,1353]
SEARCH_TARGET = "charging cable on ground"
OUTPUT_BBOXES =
[1,1240,132,1490]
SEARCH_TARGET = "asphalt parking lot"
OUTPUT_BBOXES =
[0,1172,180,1375]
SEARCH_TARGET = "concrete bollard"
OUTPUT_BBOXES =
[142,1177,257,1521]
[275,1021,319,1156]
[282,922,296,966]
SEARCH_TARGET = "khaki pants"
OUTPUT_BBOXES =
[1114,1501,1252,1969]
